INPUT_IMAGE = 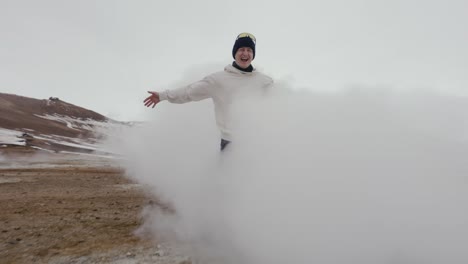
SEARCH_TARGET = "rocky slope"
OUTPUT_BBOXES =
[0,93,123,154]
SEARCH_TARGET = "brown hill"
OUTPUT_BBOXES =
[0,93,118,154]
[0,93,108,138]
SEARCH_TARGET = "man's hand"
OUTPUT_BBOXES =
[144,91,160,108]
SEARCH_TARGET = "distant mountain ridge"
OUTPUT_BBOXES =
[0,92,122,154]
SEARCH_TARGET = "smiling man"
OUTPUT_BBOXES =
[144,32,273,150]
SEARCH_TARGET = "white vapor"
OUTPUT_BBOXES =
[106,76,468,263]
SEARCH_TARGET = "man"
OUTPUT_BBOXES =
[144,32,273,150]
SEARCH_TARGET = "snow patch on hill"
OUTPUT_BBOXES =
[0,128,26,146]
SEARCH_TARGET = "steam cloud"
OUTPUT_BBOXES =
[108,77,468,264]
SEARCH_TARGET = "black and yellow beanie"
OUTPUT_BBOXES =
[232,32,256,59]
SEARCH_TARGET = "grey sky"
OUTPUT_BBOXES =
[1,0,467,121]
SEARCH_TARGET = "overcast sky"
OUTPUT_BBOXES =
[1,0,467,121]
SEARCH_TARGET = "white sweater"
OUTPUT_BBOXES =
[159,64,273,140]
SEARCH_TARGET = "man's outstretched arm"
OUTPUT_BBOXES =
[143,76,216,109]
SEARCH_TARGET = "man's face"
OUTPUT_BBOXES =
[235,47,254,69]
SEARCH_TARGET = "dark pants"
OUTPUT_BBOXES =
[220,139,231,151]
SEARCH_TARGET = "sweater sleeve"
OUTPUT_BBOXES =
[159,75,216,104]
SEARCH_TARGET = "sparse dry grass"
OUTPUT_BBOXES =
[0,163,157,263]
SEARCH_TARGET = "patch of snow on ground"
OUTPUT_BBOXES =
[59,151,119,159]
[34,114,80,130]
[34,114,124,133]
[34,135,98,151]
[0,128,26,146]
[31,146,57,153]
[0,152,118,169]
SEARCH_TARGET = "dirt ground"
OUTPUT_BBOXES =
[0,149,189,264]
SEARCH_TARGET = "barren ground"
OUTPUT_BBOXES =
[0,148,189,264]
